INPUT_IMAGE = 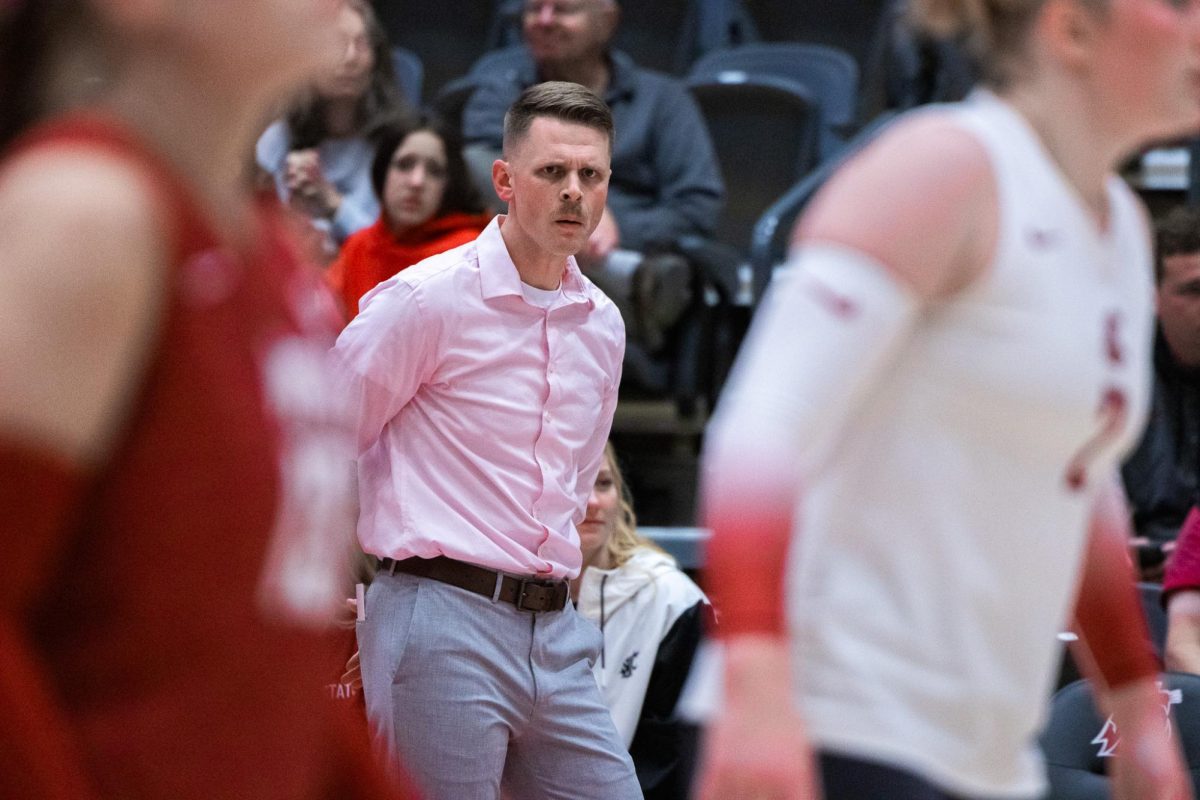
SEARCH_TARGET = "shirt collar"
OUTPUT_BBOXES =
[476,215,593,308]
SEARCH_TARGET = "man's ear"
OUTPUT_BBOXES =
[493,158,515,204]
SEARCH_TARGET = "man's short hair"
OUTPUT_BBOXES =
[502,81,614,156]
[1156,206,1200,284]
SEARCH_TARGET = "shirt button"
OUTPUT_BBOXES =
[544,412,551,423]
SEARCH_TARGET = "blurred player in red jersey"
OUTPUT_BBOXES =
[0,1,414,797]
[696,1,1200,799]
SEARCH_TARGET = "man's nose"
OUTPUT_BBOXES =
[560,174,582,202]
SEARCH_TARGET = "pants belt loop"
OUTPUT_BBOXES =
[491,571,504,603]
[388,559,398,576]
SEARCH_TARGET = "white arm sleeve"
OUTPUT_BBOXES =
[704,244,923,508]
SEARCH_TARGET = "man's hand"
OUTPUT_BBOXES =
[285,149,341,220]
[1107,678,1193,800]
[696,635,818,800]
[580,205,620,267]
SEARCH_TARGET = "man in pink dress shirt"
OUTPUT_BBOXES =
[333,83,640,799]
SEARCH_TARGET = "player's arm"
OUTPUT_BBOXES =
[0,150,167,798]
[1071,478,1191,800]
[697,114,997,800]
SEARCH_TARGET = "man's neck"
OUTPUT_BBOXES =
[499,215,567,290]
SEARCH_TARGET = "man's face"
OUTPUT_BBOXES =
[522,0,618,67]
[495,116,611,258]
[1158,250,1200,367]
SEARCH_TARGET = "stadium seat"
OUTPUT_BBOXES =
[686,77,820,258]
[1039,673,1200,799]
[689,42,860,160]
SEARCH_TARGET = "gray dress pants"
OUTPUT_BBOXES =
[358,569,643,800]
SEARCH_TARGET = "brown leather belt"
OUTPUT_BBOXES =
[378,556,569,613]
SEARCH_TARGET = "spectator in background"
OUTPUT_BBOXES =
[462,0,723,343]
[257,0,408,250]
[327,114,492,321]
[573,443,708,799]
[0,0,402,798]
[1123,205,1200,580]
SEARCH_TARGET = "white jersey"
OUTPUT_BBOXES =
[792,91,1155,797]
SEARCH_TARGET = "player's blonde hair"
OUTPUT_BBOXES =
[598,443,668,570]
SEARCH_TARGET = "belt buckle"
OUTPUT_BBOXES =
[514,579,537,612]
[514,578,555,613]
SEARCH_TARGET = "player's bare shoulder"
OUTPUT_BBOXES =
[798,109,999,301]
[0,147,168,462]
[0,147,168,300]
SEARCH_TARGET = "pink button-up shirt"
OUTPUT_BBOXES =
[333,216,624,579]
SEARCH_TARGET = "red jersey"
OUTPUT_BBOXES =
[1,116,401,799]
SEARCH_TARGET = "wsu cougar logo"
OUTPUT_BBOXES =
[1092,681,1182,758]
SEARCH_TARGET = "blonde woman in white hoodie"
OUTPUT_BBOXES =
[571,443,709,800]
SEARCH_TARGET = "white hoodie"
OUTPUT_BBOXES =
[576,547,708,746]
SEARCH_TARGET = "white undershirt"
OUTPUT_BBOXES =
[520,281,562,309]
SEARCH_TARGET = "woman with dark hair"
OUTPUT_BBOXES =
[0,0,403,797]
[327,113,492,320]
[256,0,408,247]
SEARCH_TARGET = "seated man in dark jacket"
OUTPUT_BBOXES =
[1122,205,1200,579]
[462,0,725,352]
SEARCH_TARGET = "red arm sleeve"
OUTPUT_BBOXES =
[1071,481,1159,691]
[702,485,795,639]
[0,438,99,799]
